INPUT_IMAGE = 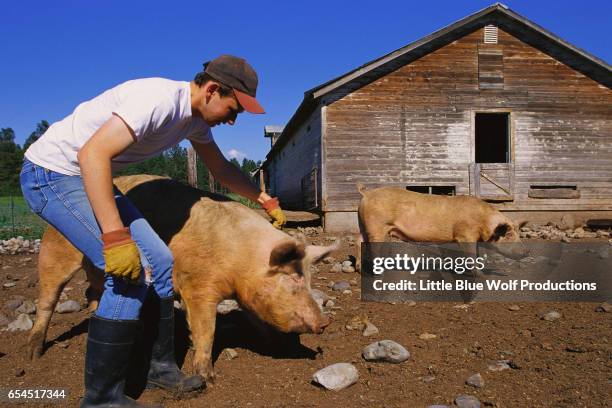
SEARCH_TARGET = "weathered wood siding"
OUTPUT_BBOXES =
[323,27,612,212]
[269,109,322,210]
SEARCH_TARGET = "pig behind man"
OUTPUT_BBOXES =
[29,175,335,384]
[356,184,528,270]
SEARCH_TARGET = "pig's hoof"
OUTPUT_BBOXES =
[27,334,44,360]
[194,360,215,385]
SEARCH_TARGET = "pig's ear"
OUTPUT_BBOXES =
[489,223,510,242]
[305,241,340,264]
[269,241,306,267]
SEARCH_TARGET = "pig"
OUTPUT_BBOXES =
[28,175,335,384]
[356,184,528,270]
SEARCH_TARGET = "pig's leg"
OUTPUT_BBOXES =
[83,260,104,312]
[183,294,219,384]
[28,239,82,360]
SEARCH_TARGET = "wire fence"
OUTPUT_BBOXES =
[0,195,47,240]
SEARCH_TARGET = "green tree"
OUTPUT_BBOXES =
[0,127,23,195]
[23,120,50,151]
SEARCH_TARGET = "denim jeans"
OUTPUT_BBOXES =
[20,158,173,320]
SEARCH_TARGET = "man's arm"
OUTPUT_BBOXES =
[77,114,136,233]
[190,139,272,204]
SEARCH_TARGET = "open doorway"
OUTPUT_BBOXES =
[475,113,509,163]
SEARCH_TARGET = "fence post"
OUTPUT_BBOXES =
[187,147,198,188]
[10,195,15,237]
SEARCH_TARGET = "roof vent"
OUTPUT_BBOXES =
[484,25,498,44]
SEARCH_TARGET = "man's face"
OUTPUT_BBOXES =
[196,82,244,127]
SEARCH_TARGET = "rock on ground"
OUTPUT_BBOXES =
[6,314,33,332]
[55,300,81,314]
[362,340,410,363]
[455,395,481,408]
[466,373,485,388]
[541,311,562,321]
[312,363,359,391]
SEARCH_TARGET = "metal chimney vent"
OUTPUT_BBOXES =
[484,25,498,44]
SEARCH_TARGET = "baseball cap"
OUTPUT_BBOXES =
[203,55,265,114]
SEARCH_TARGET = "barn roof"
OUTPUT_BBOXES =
[264,2,611,163]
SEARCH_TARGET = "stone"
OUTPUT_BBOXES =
[217,299,241,315]
[541,342,554,351]
[595,302,611,313]
[6,314,33,332]
[362,321,379,337]
[541,311,562,321]
[55,300,81,314]
[466,373,484,388]
[419,333,437,340]
[332,281,350,291]
[342,260,353,267]
[3,296,25,311]
[508,305,520,311]
[342,289,352,295]
[487,361,510,372]
[455,395,481,408]
[16,300,36,315]
[0,312,9,326]
[341,265,355,273]
[3,282,16,288]
[312,363,359,391]
[223,348,238,360]
[345,314,367,331]
[561,236,571,243]
[331,263,343,273]
[362,340,410,363]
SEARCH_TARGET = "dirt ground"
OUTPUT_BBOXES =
[0,225,610,408]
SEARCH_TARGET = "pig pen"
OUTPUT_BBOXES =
[0,225,610,408]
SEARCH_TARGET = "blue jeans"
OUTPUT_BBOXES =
[20,158,173,320]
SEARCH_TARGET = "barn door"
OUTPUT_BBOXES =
[470,112,514,201]
[301,168,318,210]
[469,162,514,201]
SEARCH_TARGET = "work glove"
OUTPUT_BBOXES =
[262,197,286,229]
[101,227,141,283]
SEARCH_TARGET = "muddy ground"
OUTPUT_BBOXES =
[0,225,610,408]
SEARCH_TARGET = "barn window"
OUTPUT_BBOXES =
[484,25,498,44]
[475,113,509,163]
[406,186,456,195]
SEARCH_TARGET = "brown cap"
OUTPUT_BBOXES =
[203,55,265,114]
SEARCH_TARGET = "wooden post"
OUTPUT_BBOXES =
[187,147,197,188]
[208,170,215,193]
[259,169,265,192]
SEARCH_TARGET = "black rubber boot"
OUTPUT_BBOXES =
[146,296,203,397]
[81,316,161,408]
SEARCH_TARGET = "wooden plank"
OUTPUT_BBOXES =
[528,188,581,199]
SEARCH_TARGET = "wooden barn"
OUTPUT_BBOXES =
[259,3,612,232]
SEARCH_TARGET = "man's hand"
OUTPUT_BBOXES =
[101,228,141,282]
[262,197,286,229]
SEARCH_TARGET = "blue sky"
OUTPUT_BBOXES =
[1,0,610,163]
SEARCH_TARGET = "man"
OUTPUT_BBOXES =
[20,55,286,407]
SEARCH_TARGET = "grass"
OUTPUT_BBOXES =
[226,193,260,209]
[0,196,47,240]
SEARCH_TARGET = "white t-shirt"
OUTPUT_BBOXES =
[25,78,213,176]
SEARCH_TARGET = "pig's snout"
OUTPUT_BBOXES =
[312,314,331,334]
